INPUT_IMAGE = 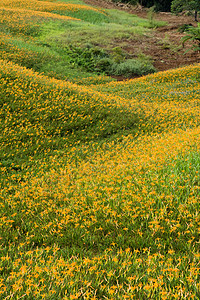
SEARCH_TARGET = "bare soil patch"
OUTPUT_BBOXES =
[83,0,200,76]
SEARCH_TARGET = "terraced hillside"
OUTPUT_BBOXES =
[0,0,200,299]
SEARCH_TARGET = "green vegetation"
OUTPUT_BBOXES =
[182,22,200,51]
[115,0,173,12]
[171,0,200,21]
[0,0,200,299]
[0,0,167,82]
[110,58,156,76]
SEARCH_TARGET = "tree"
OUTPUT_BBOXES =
[138,0,172,12]
[171,0,200,21]
[112,0,138,5]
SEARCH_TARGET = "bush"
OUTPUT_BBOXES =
[182,23,200,51]
[110,59,156,77]
[95,57,114,72]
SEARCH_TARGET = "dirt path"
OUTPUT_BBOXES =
[83,0,200,74]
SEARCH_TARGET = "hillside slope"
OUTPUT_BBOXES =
[83,0,200,74]
[0,1,200,299]
[1,58,200,298]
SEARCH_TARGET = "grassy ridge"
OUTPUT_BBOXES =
[0,0,200,299]
[1,60,199,170]
[0,59,143,170]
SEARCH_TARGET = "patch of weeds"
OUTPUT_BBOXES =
[158,34,182,52]
[61,45,156,77]
[63,44,112,73]
[140,8,167,29]
[136,51,154,64]
[147,5,156,28]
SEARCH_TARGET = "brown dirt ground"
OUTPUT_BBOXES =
[83,0,200,78]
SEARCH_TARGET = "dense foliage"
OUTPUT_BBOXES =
[171,0,200,21]
[115,0,200,15]
[114,0,172,11]
[139,0,172,12]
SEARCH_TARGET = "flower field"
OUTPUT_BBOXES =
[1,0,103,14]
[0,0,200,299]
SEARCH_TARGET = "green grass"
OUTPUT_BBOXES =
[53,8,111,24]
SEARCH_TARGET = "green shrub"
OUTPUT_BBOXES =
[112,46,127,63]
[95,57,114,72]
[110,59,156,77]
[182,23,200,51]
